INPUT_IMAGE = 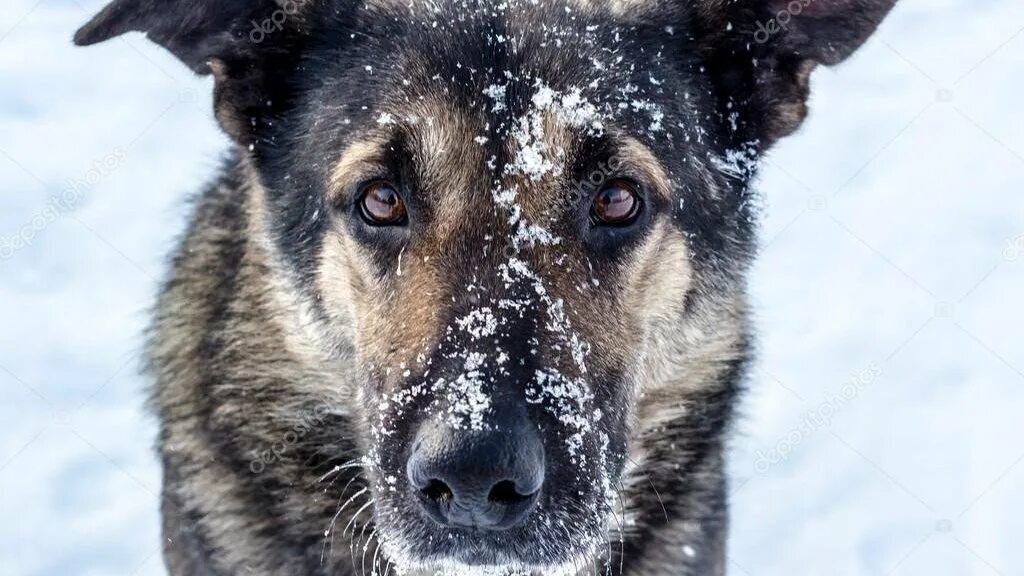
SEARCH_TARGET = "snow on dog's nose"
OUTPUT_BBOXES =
[406,405,545,531]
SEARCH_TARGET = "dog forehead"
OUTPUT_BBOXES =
[345,0,691,140]
[362,0,656,22]
[327,2,692,229]
[362,87,583,238]
[360,0,670,82]
[340,75,678,243]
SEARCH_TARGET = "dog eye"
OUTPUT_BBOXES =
[359,181,407,225]
[591,180,642,226]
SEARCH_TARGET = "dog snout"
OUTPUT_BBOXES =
[406,406,545,530]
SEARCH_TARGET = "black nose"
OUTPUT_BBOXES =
[406,408,545,530]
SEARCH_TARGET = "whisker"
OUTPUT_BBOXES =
[348,497,375,576]
[349,521,360,576]
[356,508,374,552]
[561,501,601,576]
[626,456,668,522]
[557,522,585,576]
[614,480,628,576]
[321,486,368,563]
[361,527,377,576]
[370,529,385,576]
[320,484,354,564]
[343,498,375,537]
[317,459,365,484]
[602,494,620,576]
[332,474,359,502]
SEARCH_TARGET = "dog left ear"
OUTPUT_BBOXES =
[694,0,899,147]
[74,0,317,145]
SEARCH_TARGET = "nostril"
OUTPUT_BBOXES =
[421,479,454,504]
[407,409,545,530]
[488,480,534,505]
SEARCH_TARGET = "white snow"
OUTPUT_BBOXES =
[455,307,499,339]
[506,83,606,182]
[482,83,507,112]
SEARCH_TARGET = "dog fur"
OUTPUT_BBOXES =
[75,0,897,574]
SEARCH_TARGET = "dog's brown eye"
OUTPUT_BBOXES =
[359,181,406,225]
[591,180,641,226]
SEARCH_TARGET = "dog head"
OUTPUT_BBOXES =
[78,0,896,572]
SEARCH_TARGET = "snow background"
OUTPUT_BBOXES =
[0,0,1021,574]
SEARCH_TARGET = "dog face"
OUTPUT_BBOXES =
[78,0,896,573]
[305,17,708,571]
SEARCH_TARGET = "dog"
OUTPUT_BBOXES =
[75,0,897,574]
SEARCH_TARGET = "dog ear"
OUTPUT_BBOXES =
[694,0,899,147]
[74,0,315,145]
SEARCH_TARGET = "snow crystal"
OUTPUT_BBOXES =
[712,142,760,179]
[630,99,665,132]
[455,308,499,339]
[483,83,507,112]
[440,360,492,431]
[507,83,607,182]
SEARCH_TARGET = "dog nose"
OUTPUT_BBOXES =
[406,408,545,530]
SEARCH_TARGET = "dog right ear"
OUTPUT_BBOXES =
[692,0,899,148]
[74,0,317,146]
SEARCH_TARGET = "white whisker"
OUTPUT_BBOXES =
[360,527,377,576]
[343,498,375,537]
[321,486,368,564]
[318,459,365,484]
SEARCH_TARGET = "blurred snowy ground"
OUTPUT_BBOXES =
[0,0,1021,574]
